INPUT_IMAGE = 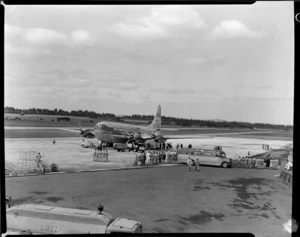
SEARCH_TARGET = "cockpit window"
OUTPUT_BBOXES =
[102,124,107,129]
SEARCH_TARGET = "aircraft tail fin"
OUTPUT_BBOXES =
[148,105,161,132]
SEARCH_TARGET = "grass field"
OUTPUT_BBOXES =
[4,128,80,138]
[4,113,95,127]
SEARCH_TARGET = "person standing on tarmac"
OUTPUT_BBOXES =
[195,158,200,172]
[146,151,150,165]
[36,152,42,168]
[187,157,192,172]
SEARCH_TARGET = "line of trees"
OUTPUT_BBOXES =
[4,106,117,120]
[4,106,293,130]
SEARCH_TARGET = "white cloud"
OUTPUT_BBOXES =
[24,28,68,45]
[5,24,97,55]
[115,81,139,91]
[139,92,152,101]
[70,30,90,44]
[155,86,197,94]
[111,6,206,41]
[185,57,207,65]
[112,21,167,41]
[209,20,266,40]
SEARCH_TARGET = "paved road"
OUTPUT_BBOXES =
[5,165,291,237]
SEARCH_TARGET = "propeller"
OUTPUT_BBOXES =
[151,129,161,140]
[126,130,141,143]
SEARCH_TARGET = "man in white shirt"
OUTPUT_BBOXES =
[187,157,192,172]
[285,161,293,171]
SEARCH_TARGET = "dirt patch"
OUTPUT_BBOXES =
[193,179,211,191]
[10,196,45,205]
[188,211,225,225]
[178,211,225,226]
[11,196,35,205]
[45,196,64,203]
[211,178,278,213]
[30,191,49,195]
[152,227,167,233]
[212,178,274,199]
[154,218,169,222]
[249,213,270,219]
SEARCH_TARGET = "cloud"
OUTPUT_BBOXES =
[43,69,90,80]
[155,86,197,94]
[70,30,91,44]
[185,57,207,65]
[5,24,98,58]
[184,56,227,68]
[24,28,68,45]
[115,81,140,91]
[112,21,167,41]
[111,6,206,41]
[97,78,140,92]
[253,84,274,89]
[209,20,266,40]
[136,91,152,102]
[6,24,68,45]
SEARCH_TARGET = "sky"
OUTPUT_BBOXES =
[4,3,294,125]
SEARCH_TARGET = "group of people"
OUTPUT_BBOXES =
[134,150,178,166]
[237,155,280,169]
[93,150,109,162]
[262,144,270,150]
[176,143,183,150]
[161,143,173,150]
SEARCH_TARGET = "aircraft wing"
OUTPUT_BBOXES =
[56,128,95,138]
[55,128,81,133]
[139,134,213,143]
[163,131,275,140]
[163,135,214,140]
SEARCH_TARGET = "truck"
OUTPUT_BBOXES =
[127,143,145,152]
[144,140,161,150]
[113,143,128,152]
[5,204,142,234]
[81,140,96,148]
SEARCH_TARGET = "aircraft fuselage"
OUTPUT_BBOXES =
[94,121,156,144]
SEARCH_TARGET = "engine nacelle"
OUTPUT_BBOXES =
[151,131,160,140]
[133,132,141,140]
[128,133,134,139]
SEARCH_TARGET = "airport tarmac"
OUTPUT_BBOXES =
[5,165,292,236]
[5,136,292,173]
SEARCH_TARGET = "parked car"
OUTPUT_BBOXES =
[191,150,232,168]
